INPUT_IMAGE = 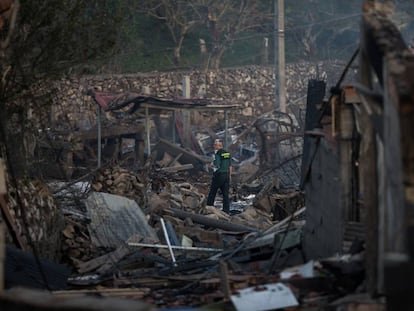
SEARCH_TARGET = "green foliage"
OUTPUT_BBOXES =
[0,0,127,176]
[102,0,368,72]
[221,33,267,67]
[108,0,410,71]
[1,0,124,100]
[3,0,414,75]
[284,0,362,62]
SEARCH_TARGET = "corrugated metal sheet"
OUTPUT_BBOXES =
[85,192,159,248]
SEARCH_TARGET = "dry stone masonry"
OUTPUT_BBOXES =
[40,61,353,131]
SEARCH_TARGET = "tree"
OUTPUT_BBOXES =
[285,0,362,61]
[3,0,121,93]
[0,0,124,176]
[195,0,272,69]
[138,0,272,69]
[140,0,200,66]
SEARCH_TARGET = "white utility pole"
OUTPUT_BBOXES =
[274,0,286,113]
[273,0,279,112]
[278,0,286,113]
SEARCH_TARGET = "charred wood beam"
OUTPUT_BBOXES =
[360,11,407,86]
[165,208,257,232]
[382,58,414,255]
[300,79,326,189]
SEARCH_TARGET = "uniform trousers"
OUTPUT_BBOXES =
[206,172,230,213]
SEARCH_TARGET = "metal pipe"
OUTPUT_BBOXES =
[160,218,177,266]
[127,242,222,252]
[145,107,151,155]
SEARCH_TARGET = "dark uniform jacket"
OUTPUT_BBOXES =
[213,148,231,174]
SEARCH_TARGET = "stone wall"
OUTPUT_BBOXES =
[45,60,355,131]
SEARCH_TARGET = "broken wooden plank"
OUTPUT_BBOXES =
[153,138,211,169]
[158,163,193,172]
[112,277,188,288]
[175,225,223,247]
[0,159,6,194]
[77,244,131,274]
[263,207,306,235]
[168,152,183,167]
[220,260,231,299]
[52,287,151,299]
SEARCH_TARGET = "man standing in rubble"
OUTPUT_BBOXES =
[206,139,232,214]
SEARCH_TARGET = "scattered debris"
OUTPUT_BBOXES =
[230,282,299,311]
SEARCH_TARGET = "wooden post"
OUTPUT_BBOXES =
[359,94,380,296]
[134,132,145,166]
[341,87,359,221]
[182,76,191,148]
[199,38,207,69]
[359,30,380,295]
[382,61,405,254]
[219,260,230,299]
[263,37,269,65]
[141,86,152,160]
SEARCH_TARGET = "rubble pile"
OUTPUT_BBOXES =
[15,95,386,310]
[0,106,379,310]
[0,151,378,310]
